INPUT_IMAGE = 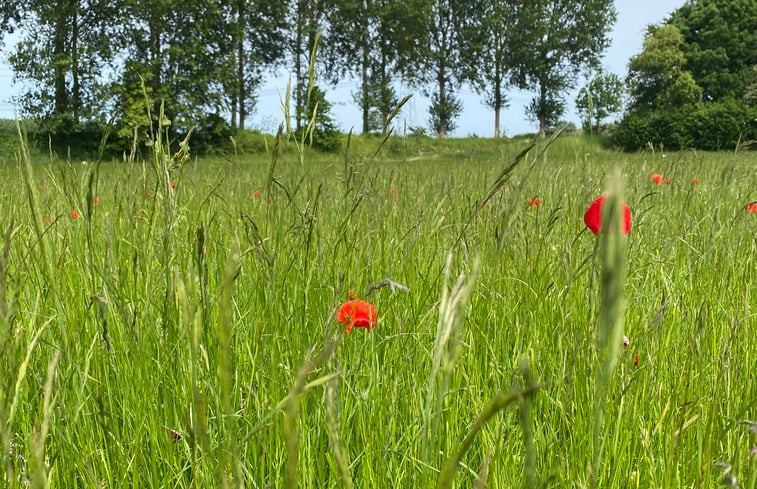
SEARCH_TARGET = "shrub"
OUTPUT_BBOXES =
[614,101,757,151]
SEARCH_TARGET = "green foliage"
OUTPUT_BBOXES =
[626,25,702,110]
[576,72,624,133]
[614,100,757,151]
[669,0,757,102]
[326,0,427,133]
[297,84,342,152]
[511,0,617,136]
[428,91,463,137]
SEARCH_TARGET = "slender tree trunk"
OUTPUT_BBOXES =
[237,1,246,130]
[294,0,304,132]
[361,41,369,133]
[149,10,163,121]
[538,81,547,138]
[494,91,501,139]
[493,65,501,138]
[438,67,447,139]
[230,35,237,128]
[71,4,80,125]
[53,5,69,119]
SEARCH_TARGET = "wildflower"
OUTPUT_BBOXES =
[633,354,639,367]
[254,190,262,198]
[583,196,632,236]
[527,197,542,208]
[691,178,699,185]
[650,173,663,185]
[337,299,377,334]
[665,177,672,185]
[744,202,757,213]
[70,210,81,219]
[171,181,177,190]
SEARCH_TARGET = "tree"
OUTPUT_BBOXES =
[9,0,119,128]
[510,0,616,137]
[669,0,757,102]
[0,2,21,38]
[287,0,331,132]
[223,0,287,130]
[461,0,518,138]
[114,0,228,139]
[327,0,428,134]
[575,72,624,133]
[421,0,479,138]
[626,24,702,111]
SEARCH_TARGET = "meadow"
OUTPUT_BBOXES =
[0,127,756,488]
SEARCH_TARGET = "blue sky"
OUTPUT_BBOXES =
[0,0,685,136]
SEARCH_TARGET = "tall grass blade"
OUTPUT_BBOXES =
[591,169,628,487]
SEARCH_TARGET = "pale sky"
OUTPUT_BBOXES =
[0,0,686,137]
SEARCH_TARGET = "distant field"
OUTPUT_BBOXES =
[1,133,755,488]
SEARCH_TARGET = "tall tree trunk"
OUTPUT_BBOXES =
[538,81,547,138]
[294,0,304,132]
[493,64,501,138]
[237,1,246,130]
[361,40,369,133]
[149,10,163,121]
[438,67,447,139]
[71,4,80,125]
[53,5,69,119]
[494,94,501,139]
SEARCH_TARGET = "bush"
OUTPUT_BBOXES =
[614,101,757,151]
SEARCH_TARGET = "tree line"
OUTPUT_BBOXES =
[0,0,616,149]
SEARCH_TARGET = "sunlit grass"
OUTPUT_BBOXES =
[0,132,755,488]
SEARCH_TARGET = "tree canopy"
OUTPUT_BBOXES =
[615,0,757,151]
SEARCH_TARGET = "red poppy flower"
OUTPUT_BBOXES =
[691,178,700,185]
[744,202,757,213]
[254,190,262,198]
[70,210,81,219]
[337,299,377,334]
[665,177,672,185]
[583,196,632,236]
[527,197,542,208]
[650,173,663,185]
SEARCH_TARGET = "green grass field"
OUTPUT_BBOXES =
[1,130,756,488]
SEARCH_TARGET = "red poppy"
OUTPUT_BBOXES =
[70,209,81,219]
[337,299,377,334]
[633,354,639,367]
[665,177,672,185]
[744,202,757,213]
[650,173,663,185]
[691,178,700,185]
[583,196,632,236]
[171,181,177,190]
[254,190,262,198]
[527,197,542,208]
